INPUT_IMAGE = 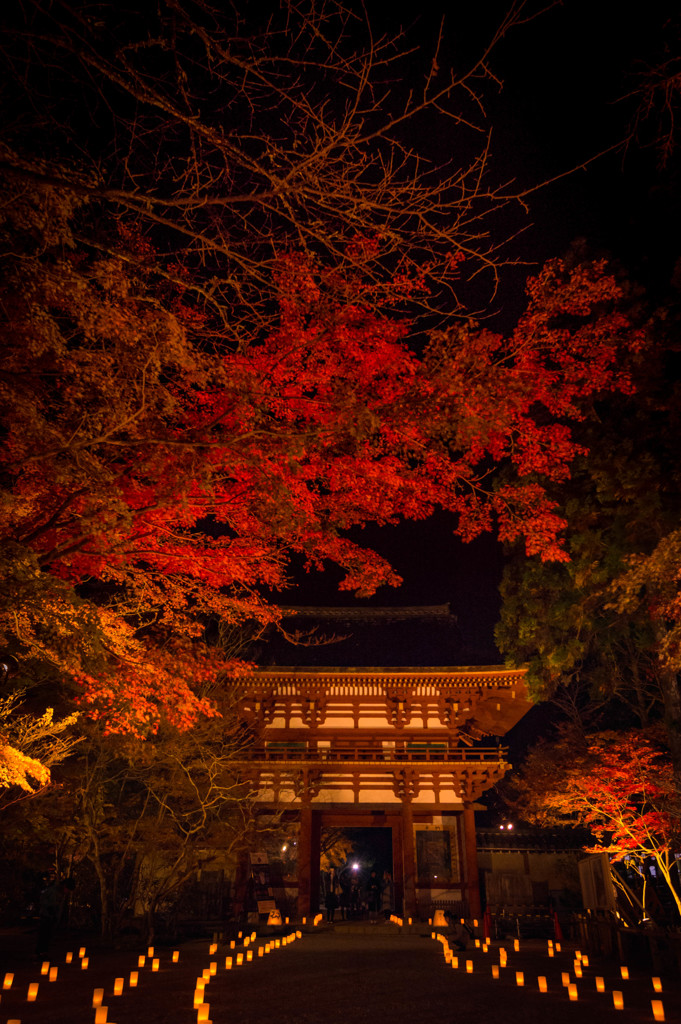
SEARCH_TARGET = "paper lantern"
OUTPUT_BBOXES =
[209,962,217,976]
[613,991,624,1010]
[561,972,570,987]
[40,961,49,975]
[492,965,499,979]
[432,909,447,928]
[138,956,146,968]
[568,983,578,1001]
[652,977,663,993]
[49,967,58,982]
[538,976,547,993]
[172,951,180,963]
[515,972,524,987]
[230,940,236,949]
[3,972,14,990]
[574,964,583,978]
[258,947,264,957]
[465,960,473,973]
[65,952,73,963]
[451,956,459,970]
[620,966,629,980]
[113,978,124,996]
[247,950,253,962]
[197,1003,210,1022]
[94,1007,108,1024]
[79,947,86,958]
[93,988,104,1007]
[147,946,154,958]
[225,957,233,969]
[129,972,138,987]
[236,953,244,966]
[209,943,217,954]
[27,983,39,1001]
[582,956,589,967]
[548,948,555,957]
[596,977,605,992]
[513,939,520,952]
[202,969,211,981]
[651,999,665,1022]
[81,957,89,970]
[555,943,561,952]
[152,959,159,972]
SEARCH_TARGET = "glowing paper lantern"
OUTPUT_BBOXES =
[65,952,73,963]
[138,956,146,968]
[27,983,39,1001]
[574,964,583,978]
[620,966,629,980]
[230,940,236,949]
[555,943,562,952]
[548,948,555,957]
[596,977,605,992]
[247,950,253,962]
[474,939,481,948]
[613,991,624,1010]
[651,999,665,1022]
[465,960,473,973]
[172,951,180,963]
[209,943,217,954]
[129,972,138,987]
[202,970,211,981]
[147,946,154,958]
[515,972,525,987]
[209,962,217,976]
[652,977,663,993]
[79,947,86,958]
[40,962,49,975]
[582,956,589,967]
[113,978,124,996]
[81,957,89,970]
[538,976,547,993]
[258,947,264,958]
[236,953,244,966]
[49,967,58,982]
[197,1003,210,1022]
[3,972,14,990]
[561,973,570,987]
[568,984,578,1001]
[93,988,104,1007]
[94,1007,108,1024]
[492,965,499,979]
[225,957,233,969]
[513,939,520,952]
[152,959,159,972]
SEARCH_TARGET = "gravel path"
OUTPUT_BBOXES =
[1,923,679,1023]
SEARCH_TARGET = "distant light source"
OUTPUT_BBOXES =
[352,863,359,871]
[281,844,288,852]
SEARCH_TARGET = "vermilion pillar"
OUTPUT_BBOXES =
[296,802,312,918]
[401,798,417,918]
[463,802,481,919]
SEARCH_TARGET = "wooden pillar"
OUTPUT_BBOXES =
[401,798,417,919]
[296,803,312,919]
[391,818,404,915]
[463,802,481,920]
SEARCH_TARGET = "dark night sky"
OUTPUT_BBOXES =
[266,0,680,671]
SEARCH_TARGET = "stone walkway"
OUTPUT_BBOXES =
[1,923,679,1023]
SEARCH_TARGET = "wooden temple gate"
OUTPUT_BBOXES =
[237,666,531,920]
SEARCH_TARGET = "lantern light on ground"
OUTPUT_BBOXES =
[197,1003,210,1022]
[209,962,217,976]
[94,1007,108,1024]
[568,984,578,1001]
[561,973,570,987]
[451,957,459,969]
[113,978,124,996]
[225,957,232,970]
[138,956,145,968]
[173,951,179,963]
[582,956,589,967]
[515,972,524,986]
[620,966,629,980]
[3,973,14,990]
[492,965,499,979]
[147,946,154,958]
[548,948,555,957]
[595,976,605,992]
[152,959,159,972]
[653,977,663,993]
[513,939,520,952]
[466,960,473,973]
[93,988,104,1007]
[236,953,244,966]
[555,943,561,952]
[49,967,58,982]
[81,957,89,970]
[209,943,217,954]
[129,972,138,987]
[79,947,86,958]
[247,950,253,961]
[613,991,624,1010]
[574,963,583,978]
[202,969,211,982]
[40,961,49,975]
[258,947,264,958]
[538,976,547,993]
[652,1000,665,1021]
[27,983,39,1001]
[65,952,73,963]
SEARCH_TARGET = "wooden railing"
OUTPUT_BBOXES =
[241,744,507,764]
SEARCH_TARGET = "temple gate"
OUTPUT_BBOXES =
[237,665,531,920]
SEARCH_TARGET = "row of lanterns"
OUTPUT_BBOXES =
[429,931,666,1021]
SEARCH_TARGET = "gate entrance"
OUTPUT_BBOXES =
[237,666,531,920]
